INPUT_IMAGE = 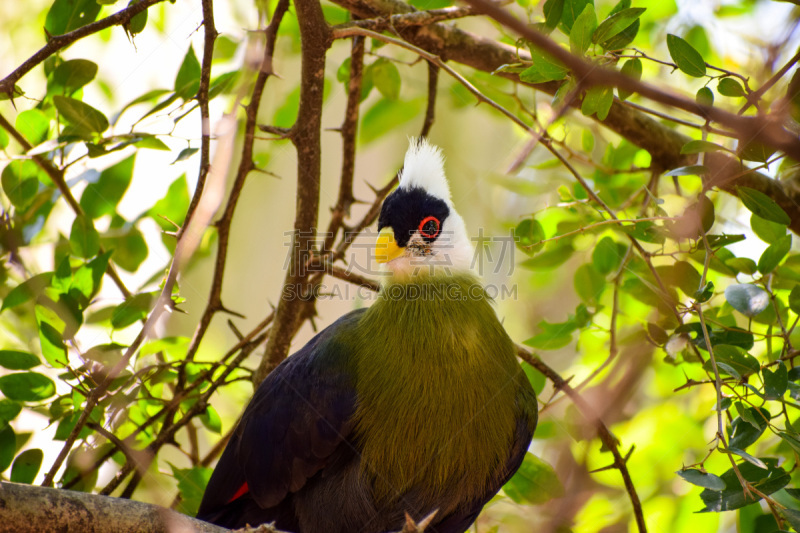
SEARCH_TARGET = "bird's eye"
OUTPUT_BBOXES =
[418,216,440,239]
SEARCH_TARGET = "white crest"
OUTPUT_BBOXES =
[398,137,451,203]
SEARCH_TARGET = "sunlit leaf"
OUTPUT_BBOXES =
[0,351,40,371]
[0,373,56,402]
[45,0,101,36]
[569,4,596,55]
[80,155,135,218]
[11,448,43,484]
[736,187,791,226]
[592,7,644,45]
[757,234,791,274]
[618,58,641,100]
[175,46,201,100]
[53,95,109,135]
[763,362,788,400]
[718,77,745,97]
[696,86,713,106]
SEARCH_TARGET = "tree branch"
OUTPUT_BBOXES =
[330,0,800,235]
[0,0,168,96]
[0,482,230,533]
[256,0,332,383]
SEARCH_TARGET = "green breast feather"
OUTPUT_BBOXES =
[350,274,537,506]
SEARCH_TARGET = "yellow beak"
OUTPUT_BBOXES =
[375,227,404,264]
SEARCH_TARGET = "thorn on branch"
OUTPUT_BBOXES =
[401,510,438,533]
[258,124,292,138]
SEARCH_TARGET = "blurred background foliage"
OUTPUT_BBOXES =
[2,0,800,531]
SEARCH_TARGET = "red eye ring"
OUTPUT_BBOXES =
[418,216,441,239]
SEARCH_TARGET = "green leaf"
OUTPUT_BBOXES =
[724,257,756,275]
[591,236,623,275]
[569,4,596,55]
[750,214,787,243]
[134,135,170,151]
[790,285,800,314]
[45,0,101,36]
[208,71,239,99]
[69,216,100,258]
[758,234,791,274]
[199,406,222,434]
[707,345,760,377]
[739,141,776,165]
[100,223,148,272]
[735,403,770,430]
[694,281,714,303]
[724,284,770,317]
[729,416,766,450]
[170,464,213,516]
[370,58,401,100]
[519,47,569,84]
[592,7,644,45]
[737,187,791,225]
[574,263,605,305]
[111,293,153,329]
[763,362,788,400]
[70,251,111,305]
[359,98,423,144]
[503,453,564,504]
[560,0,592,31]
[677,469,726,491]
[171,148,198,164]
[680,139,728,154]
[53,95,109,135]
[581,85,614,120]
[618,58,642,100]
[0,426,15,473]
[543,0,565,28]
[514,219,545,255]
[718,77,745,97]
[601,18,639,50]
[1,272,53,312]
[0,401,22,426]
[696,86,713,106]
[726,448,767,470]
[0,351,40,371]
[175,46,201,100]
[79,154,135,218]
[666,34,707,77]
[15,109,50,145]
[50,59,98,95]
[126,0,147,35]
[669,260,702,296]
[10,448,43,484]
[149,175,190,232]
[35,304,69,367]
[1,160,40,208]
[0,373,56,402]
[520,244,574,271]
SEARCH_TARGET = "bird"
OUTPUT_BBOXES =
[196,138,538,533]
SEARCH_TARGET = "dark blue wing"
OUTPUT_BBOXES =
[196,308,364,528]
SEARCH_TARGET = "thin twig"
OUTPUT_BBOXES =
[518,347,647,533]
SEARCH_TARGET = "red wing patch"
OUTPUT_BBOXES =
[228,481,249,503]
